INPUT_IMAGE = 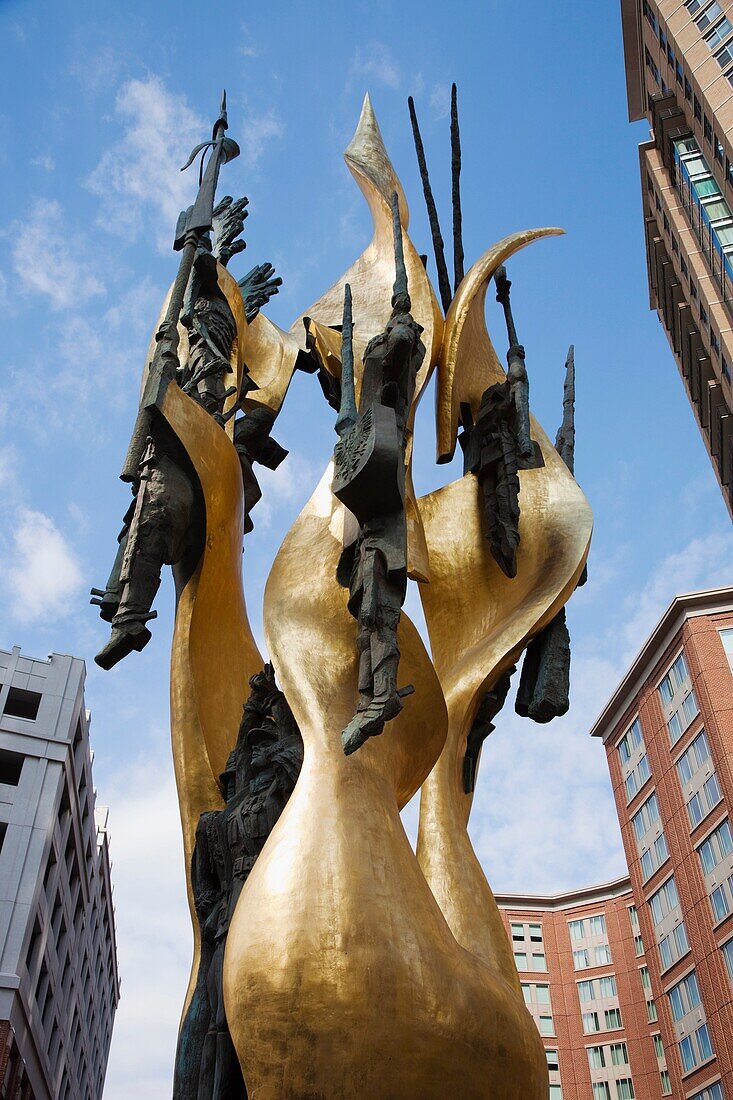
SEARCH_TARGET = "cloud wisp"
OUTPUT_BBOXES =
[11,198,105,310]
[87,76,203,249]
[0,507,83,623]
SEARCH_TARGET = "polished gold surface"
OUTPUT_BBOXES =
[416,237,592,988]
[435,228,563,462]
[220,103,551,1099]
[242,312,303,416]
[148,269,263,1018]
[224,464,548,1098]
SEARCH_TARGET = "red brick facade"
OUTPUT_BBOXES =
[592,589,733,1099]
[497,881,668,1100]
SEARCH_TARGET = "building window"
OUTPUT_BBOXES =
[538,1015,554,1036]
[640,966,651,993]
[616,1081,635,1100]
[711,328,721,354]
[660,1069,671,1094]
[545,1049,559,1072]
[704,15,733,48]
[676,59,683,83]
[721,628,733,670]
[549,1087,562,1100]
[688,773,722,828]
[647,998,658,1022]
[659,923,690,969]
[685,75,693,100]
[722,356,731,381]
[569,919,584,941]
[589,915,606,936]
[644,1,657,30]
[514,952,527,970]
[659,25,666,49]
[578,980,595,1003]
[634,934,645,956]
[676,729,709,787]
[704,115,714,144]
[650,876,679,924]
[0,749,25,786]
[595,945,612,966]
[611,1042,628,1066]
[593,1086,611,1100]
[698,818,732,875]
[689,1084,723,1100]
[605,1008,623,1029]
[618,719,642,764]
[653,1034,664,1059]
[625,754,651,801]
[641,834,669,881]
[697,1,726,31]
[715,136,725,164]
[645,46,661,86]
[2,687,41,721]
[588,1046,605,1069]
[715,40,733,67]
[659,652,699,744]
[679,1023,714,1071]
[701,301,709,325]
[629,905,639,930]
[694,94,703,121]
[668,971,701,1020]
[574,949,590,970]
[583,1011,600,1034]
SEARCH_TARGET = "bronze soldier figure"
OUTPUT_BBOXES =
[331,194,424,755]
[174,668,303,1100]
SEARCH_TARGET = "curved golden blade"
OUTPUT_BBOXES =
[291,93,444,409]
[218,101,550,1100]
[223,467,548,1099]
[435,227,563,462]
[417,234,592,983]
[242,311,303,416]
[135,266,264,1020]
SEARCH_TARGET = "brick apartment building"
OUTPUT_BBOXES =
[589,585,732,1099]
[496,877,667,1099]
[620,0,733,517]
[496,586,733,1100]
[0,647,119,1100]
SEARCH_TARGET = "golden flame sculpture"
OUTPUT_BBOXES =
[158,95,591,1096]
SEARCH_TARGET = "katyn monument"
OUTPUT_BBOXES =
[91,88,592,1098]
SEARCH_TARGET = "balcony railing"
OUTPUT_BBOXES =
[672,138,733,311]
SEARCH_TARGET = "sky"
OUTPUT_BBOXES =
[0,0,731,1095]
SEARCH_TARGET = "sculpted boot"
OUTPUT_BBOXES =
[341,654,404,756]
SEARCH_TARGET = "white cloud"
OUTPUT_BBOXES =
[253,453,319,531]
[620,528,733,661]
[240,23,258,58]
[11,198,104,310]
[30,153,55,172]
[101,756,191,1099]
[1,507,83,622]
[238,105,284,167]
[348,42,402,90]
[87,76,203,248]
[454,525,733,894]
[429,83,451,121]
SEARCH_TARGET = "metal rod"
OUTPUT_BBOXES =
[451,83,464,292]
[407,96,452,314]
[494,265,518,348]
[555,345,576,474]
[391,191,409,307]
[335,284,356,437]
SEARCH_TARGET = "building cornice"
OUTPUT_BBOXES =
[589,587,733,744]
[620,0,645,122]
[494,874,633,912]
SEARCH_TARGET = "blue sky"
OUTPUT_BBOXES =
[1,0,732,1095]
